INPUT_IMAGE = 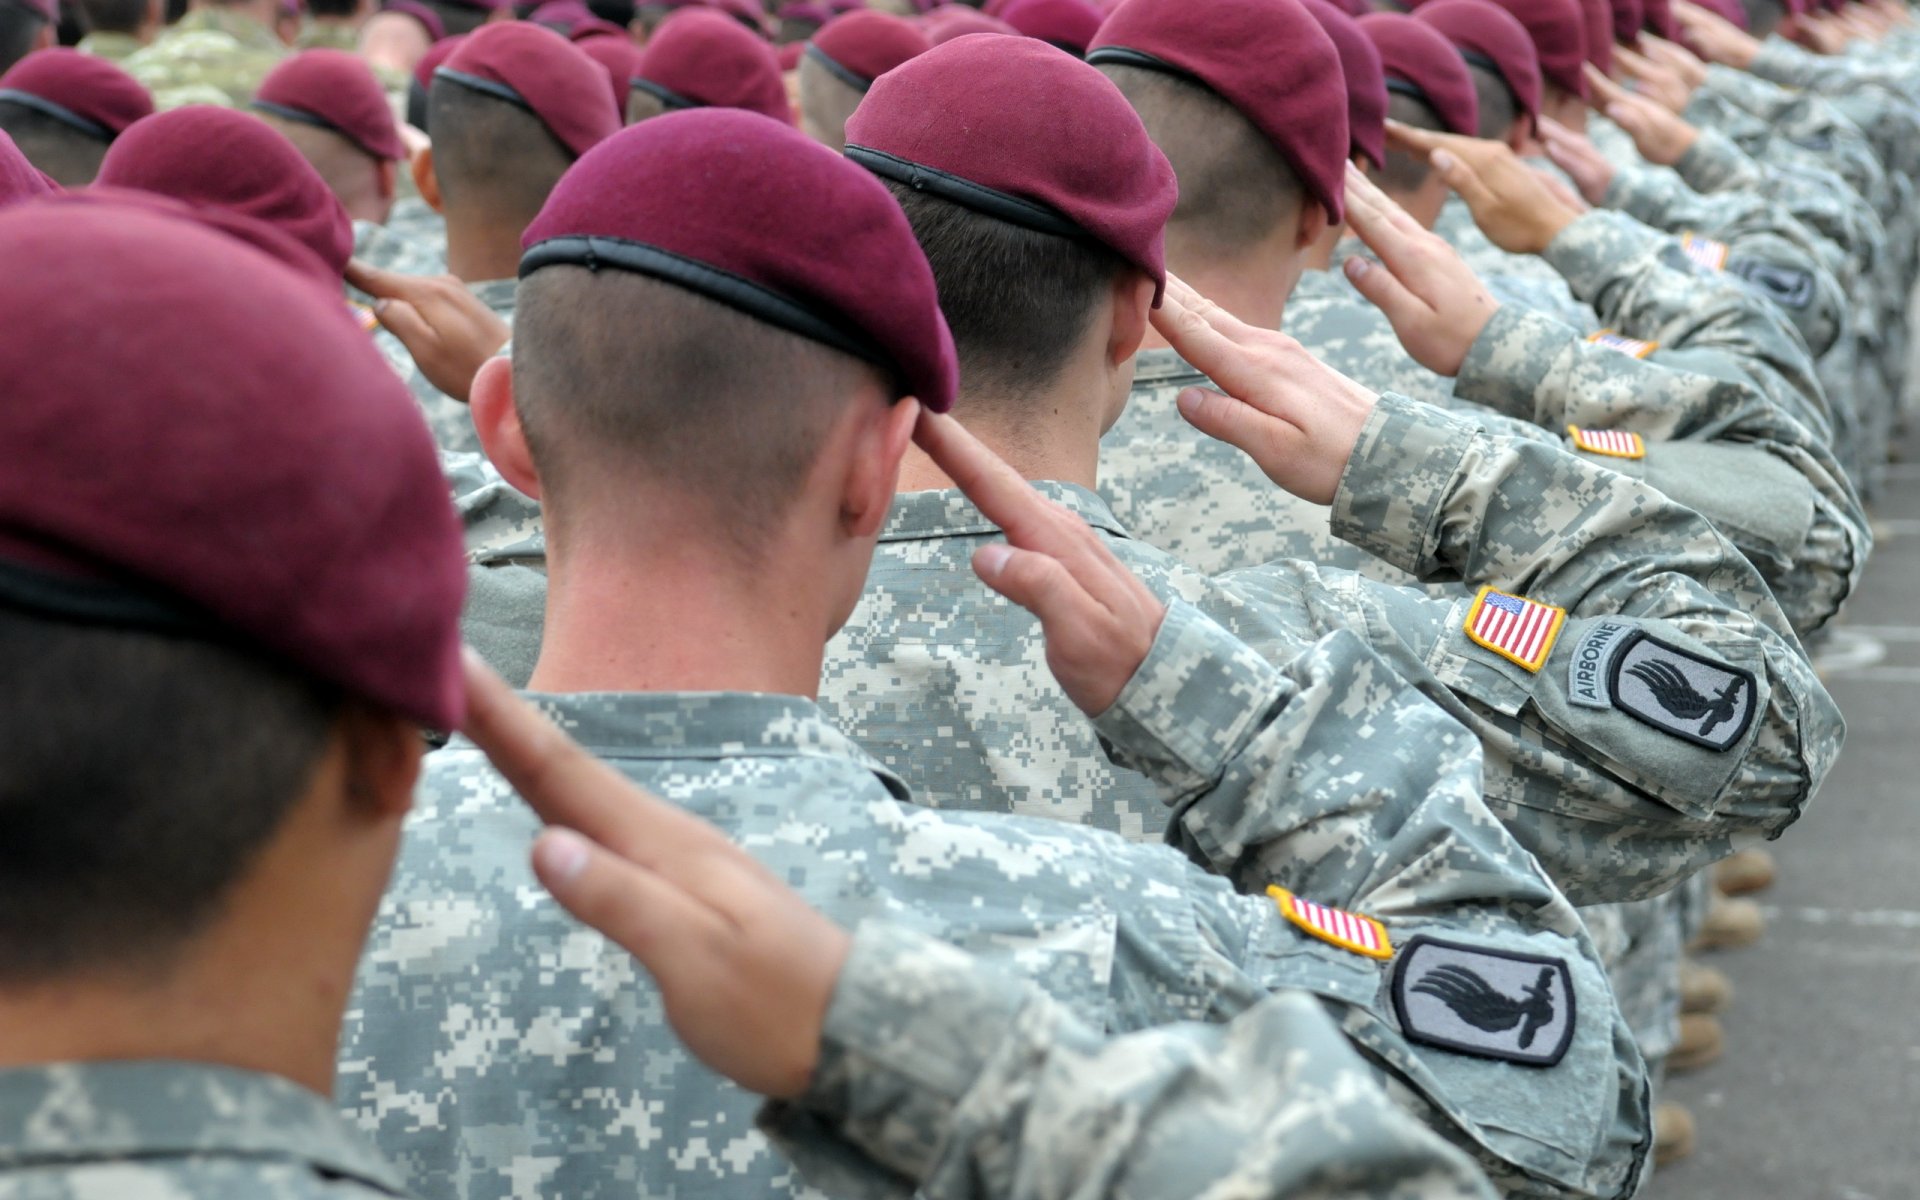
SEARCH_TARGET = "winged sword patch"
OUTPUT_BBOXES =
[1608,632,1758,751]
[1391,937,1575,1067]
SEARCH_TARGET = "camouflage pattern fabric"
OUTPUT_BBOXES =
[343,608,1648,1200]
[294,19,360,50]
[123,8,287,109]
[377,277,513,454]
[74,30,143,61]
[441,447,547,686]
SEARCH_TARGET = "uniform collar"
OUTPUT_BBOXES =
[0,1060,408,1195]
[880,481,1129,543]
[1128,346,1206,389]
[468,277,518,317]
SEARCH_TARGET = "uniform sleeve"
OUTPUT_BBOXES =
[763,922,1499,1200]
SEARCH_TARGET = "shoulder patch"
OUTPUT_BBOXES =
[1392,936,1575,1067]
[1587,329,1659,358]
[1566,425,1646,459]
[1464,586,1566,673]
[1727,259,1815,311]
[1609,632,1758,751]
[1680,232,1729,273]
[1267,886,1393,960]
[347,299,381,333]
[1567,620,1634,710]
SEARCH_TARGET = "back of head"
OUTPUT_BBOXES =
[799,9,928,148]
[1413,0,1539,140]
[0,98,106,183]
[0,49,153,182]
[1303,0,1386,167]
[629,7,789,123]
[418,0,497,35]
[0,196,463,984]
[253,49,404,216]
[0,0,51,76]
[72,0,146,35]
[1480,0,1586,104]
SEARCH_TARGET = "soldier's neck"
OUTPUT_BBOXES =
[1139,262,1291,351]
[444,219,527,287]
[896,383,1110,493]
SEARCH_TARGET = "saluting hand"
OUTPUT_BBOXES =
[1670,0,1762,67]
[460,649,850,1101]
[1338,164,1502,378]
[1147,274,1378,505]
[1539,116,1617,206]
[1612,44,1696,113]
[912,412,1167,717]
[346,259,511,403]
[1384,121,1582,255]
[1585,64,1701,166]
[1640,34,1710,91]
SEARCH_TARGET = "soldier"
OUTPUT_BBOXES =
[252,49,407,228]
[0,47,152,184]
[73,0,161,59]
[999,0,1103,56]
[342,109,1647,1200]
[122,0,288,108]
[627,6,790,124]
[797,8,927,149]
[0,0,51,75]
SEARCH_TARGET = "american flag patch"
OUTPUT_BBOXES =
[347,299,381,333]
[1464,586,1567,673]
[1680,232,1729,273]
[1268,886,1394,959]
[1566,425,1646,459]
[1587,329,1659,359]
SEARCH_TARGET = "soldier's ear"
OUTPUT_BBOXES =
[472,356,543,502]
[412,145,443,214]
[338,703,424,821]
[1294,200,1331,252]
[1108,271,1156,368]
[375,159,398,204]
[842,391,918,540]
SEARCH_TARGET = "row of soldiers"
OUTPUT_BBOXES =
[0,0,1909,1193]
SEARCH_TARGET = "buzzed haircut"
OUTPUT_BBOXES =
[512,267,885,558]
[883,181,1128,415]
[1466,61,1518,140]
[1098,62,1303,260]
[0,2,47,73]
[256,110,382,206]
[0,609,339,983]
[796,52,862,150]
[419,0,490,34]
[1376,90,1442,194]
[72,0,144,34]
[0,99,109,184]
[428,77,575,227]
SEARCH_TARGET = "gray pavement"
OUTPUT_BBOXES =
[1650,452,1920,1199]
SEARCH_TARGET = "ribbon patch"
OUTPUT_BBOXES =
[1268,886,1393,960]
[1609,632,1758,751]
[1587,329,1659,359]
[1680,232,1730,273]
[1392,937,1575,1067]
[1566,426,1646,459]
[1567,620,1634,710]
[1464,587,1566,673]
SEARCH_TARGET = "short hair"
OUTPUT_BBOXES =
[625,86,668,124]
[72,0,144,34]
[418,0,489,34]
[512,267,884,559]
[1098,62,1303,259]
[883,181,1128,414]
[0,609,339,983]
[796,52,861,151]
[1467,61,1518,140]
[0,3,47,73]
[0,99,109,184]
[1376,90,1442,194]
[428,76,574,227]
[256,110,382,208]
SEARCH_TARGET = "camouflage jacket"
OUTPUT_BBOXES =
[124,8,287,109]
[343,624,1647,1199]
[780,921,1499,1200]
[74,30,143,61]
[0,1061,409,1198]
[441,447,547,685]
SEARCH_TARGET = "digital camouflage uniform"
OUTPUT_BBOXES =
[442,447,546,685]
[123,8,287,109]
[380,277,513,454]
[294,18,360,49]
[343,605,1648,1200]
[74,29,143,61]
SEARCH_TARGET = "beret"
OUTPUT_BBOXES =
[707,0,770,29]
[1641,0,1677,40]
[848,34,1175,301]
[0,128,54,205]
[777,40,804,68]
[922,7,1017,40]
[413,33,465,88]
[1303,0,1386,168]
[1608,0,1643,46]
[575,32,642,112]
[634,8,790,120]
[1320,0,1368,15]
[6,0,54,22]
[0,197,466,730]
[1000,0,1103,53]
[1090,0,1349,223]
[779,2,832,20]
[1688,0,1746,28]
[521,109,957,411]
[1574,0,1612,73]
[806,10,930,91]
[1476,0,1587,99]
[439,21,622,158]
[254,49,407,161]
[1414,0,1540,131]
[529,0,594,29]
[383,0,447,40]
[0,49,151,141]
[97,107,354,280]
[1360,13,1477,136]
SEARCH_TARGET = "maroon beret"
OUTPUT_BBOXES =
[1574,0,1612,73]
[1477,0,1586,98]
[1089,0,1349,223]
[1608,0,1643,46]
[1689,0,1746,28]
[383,0,447,41]
[806,10,930,90]
[634,8,790,121]
[254,50,406,162]
[1303,0,1386,168]
[0,128,54,204]
[522,109,956,411]
[777,40,803,68]
[1642,0,1677,39]
[1000,0,1103,53]
[1321,0,1368,15]
[414,34,465,89]
[1360,13,1477,136]
[0,197,466,730]
[922,7,1017,40]
[0,49,151,141]
[439,22,622,158]
[706,0,769,30]
[1415,0,1540,130]
[529,0,593,29]
[576,32,641,112]
[97,107,354,280]
[848,35,1175,303]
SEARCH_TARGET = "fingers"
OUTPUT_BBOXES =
[1146,281,1269,401]
[1172,384,1295,462]
[1341,253,1426,329]
[913,411,1065,548]
[368,296,432,347]
[971,543,1084,626]
[1382,118,1446,157]
[1427,144,1499,212]
[1585,62,1630,108]
[532,828,720,962]
[344,258,407,300]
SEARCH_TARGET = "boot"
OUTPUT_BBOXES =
[1679,960,1733,1014]
[1668,1013,1726,1074]
[1689,895,1765,952]
[1653,1102,1697,1167]
[1713,848,1777,897]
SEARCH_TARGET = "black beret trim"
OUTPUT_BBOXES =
[1085,45,1203,86]
[250,98,358,143]
[519,234,904,388]
[0,89,111,141]
[628,76,702,110]
[845,145,1088,241]
[803,42,873,92]
[1041,38,1087,58]
[0,558,214,637]
[433,67,535,115]
[1458,48,1502,76]
[1384,76,1437,108]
